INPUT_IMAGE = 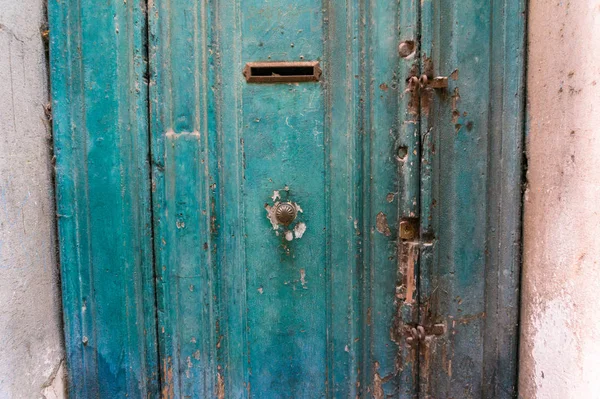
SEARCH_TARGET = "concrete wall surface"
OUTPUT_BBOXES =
[0,0,65,397]
[520,1,600,398]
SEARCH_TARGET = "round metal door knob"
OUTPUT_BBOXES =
[275,202,297,226]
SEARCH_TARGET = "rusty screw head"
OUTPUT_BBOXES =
[398,40,415,58]
[275,202,297,226]
[431,323,446,336]
[399,220,418,241]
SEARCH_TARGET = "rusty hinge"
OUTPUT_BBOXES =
[405,323,446,346]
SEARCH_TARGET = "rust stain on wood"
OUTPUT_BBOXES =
[372,362,384,399]
[161,357,174,399]
[376,212,392,236]
[456,312,486,325]
[216,371,225,399]
[397,219,419,304]
[451,87,461,124]
[402,243,418,304]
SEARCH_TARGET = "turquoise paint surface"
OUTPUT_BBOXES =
[149,0,409,397]
[241,2,327,395]
[50,0,525,397]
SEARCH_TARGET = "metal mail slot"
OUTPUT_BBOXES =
[243,61,322,83]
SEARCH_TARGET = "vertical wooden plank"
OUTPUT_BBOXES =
[422,0,492,395]
[324,0,362,396]
[149,0,218,396]
[418,0,525,397]
[363,0,416,396]
[48,0,159,396]
[482,0,526,396]
[212,1,248,397]
[240,2,328,397]
[418,0,439,396]
[396,0,421,397]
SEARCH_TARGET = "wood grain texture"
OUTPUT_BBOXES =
[48,0,159,396]
[148,0,218,396]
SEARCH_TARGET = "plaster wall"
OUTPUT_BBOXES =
[0,0,65,397]
[520,1,600,398]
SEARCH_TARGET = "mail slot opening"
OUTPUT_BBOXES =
[243,61,321,83]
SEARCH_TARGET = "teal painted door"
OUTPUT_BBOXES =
[149,1,403,397]
[50,0,525,397]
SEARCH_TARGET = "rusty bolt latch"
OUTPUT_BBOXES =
[419,74,448,90]
[406,325,426,346]
[409,74,449,92]
[274,202,297,226]
[406,323,446,346]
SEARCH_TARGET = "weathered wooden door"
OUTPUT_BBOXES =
[50,0,525,397]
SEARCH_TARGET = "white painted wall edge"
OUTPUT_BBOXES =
[519,1,600,398]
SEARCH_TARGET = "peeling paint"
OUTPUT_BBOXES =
[451,87,461,124]
[294,222,307,239]
[216,371,225,399]
[406,73,421,115]
[285,230,294,241]
[264,203,280,230]
[300,269,307,288]
[372,362,384,399]
[375,212,391,236]
[401,243,418,304]
[185,356,192,378]
[271,190,280,201]
[456,312,485,325]
[449,69,459,80]
[161,358,174,399]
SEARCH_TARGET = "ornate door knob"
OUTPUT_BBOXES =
[274,202,297,226]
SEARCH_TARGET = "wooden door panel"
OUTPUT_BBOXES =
[149,0,406,397]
